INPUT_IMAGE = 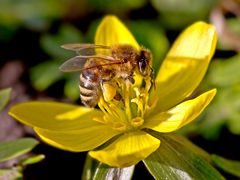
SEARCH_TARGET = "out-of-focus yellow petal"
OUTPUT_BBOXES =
[145,89,216,133]
[9,102,102,130]
[151,22,217,112]
[95,15,139,49]
[34,126,121,152]
[89,131,160,167]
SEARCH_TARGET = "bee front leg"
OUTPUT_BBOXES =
[125,76,135,84]
[121,72,135,85]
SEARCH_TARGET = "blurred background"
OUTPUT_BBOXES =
[0,0,240,179]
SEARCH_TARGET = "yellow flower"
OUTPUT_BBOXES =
[9,15,217,167]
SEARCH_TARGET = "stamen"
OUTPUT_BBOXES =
[123,82,132,120]
[98,95,128,131]
[131,87,144,117]
[97,75,153,132]
[144,77,152,105]
[109,103,127,122]
[131,117,144,127]
[112,122,127,131]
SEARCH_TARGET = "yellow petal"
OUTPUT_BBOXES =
[168,22,217,59]
[34,126,120,152]
[89,131,160,167]
[145,89,216,133]
[9,101,102,130]
[9,101,121,152]
[95,15,139,49]
[151,22,217,112]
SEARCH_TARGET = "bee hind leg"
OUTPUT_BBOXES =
[100,80,118,102]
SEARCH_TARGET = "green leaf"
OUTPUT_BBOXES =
[20,154,45,166]
[0,168,22,180]
[0,25,17,42]
[227,112,240,134]
[33,24,83,92]
[82,155,100,180]
[208,54,240,87]
[85,19,99,43]
[82,155,135,180]
[0,138,39,163]
[30,61,62,91]
[88,0,146,12]
[212,154,240,177]
[0,0,64,27]
[196,54,240,138]
[40,24,83,58]
[64,74,80,100]
[150,0,217,29]
[143,131,224,180]
[196,85,240,138]
[0,88,11,111]
[128,20,169,72]
[93,163,135,180]
[227,18,240,36]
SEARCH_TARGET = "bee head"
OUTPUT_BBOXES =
[137,49,152,77]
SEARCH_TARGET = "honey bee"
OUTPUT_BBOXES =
[60,43,153,108]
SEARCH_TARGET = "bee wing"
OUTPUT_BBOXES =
[59,55,115,72]
[61,43,111,56]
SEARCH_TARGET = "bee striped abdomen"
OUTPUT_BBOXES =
[79,70,101,108]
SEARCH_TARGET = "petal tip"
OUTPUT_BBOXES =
[102,14,118,21]
[206,88,217,102]
[95,15,139,49]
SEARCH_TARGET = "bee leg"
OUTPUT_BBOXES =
[114,92,122,101]
[124,75,135,84]
[100,80,117,102]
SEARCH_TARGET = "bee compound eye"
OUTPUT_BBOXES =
[138,59,148,76]
[140,59,147,70]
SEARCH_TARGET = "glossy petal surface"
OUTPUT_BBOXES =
[9,102,102,130]
[9,102,121,151]
[95,15,139,49]
[89,131,160,167]
[151,22,217,112]
[145,89,216,132]
[34,127,120,152]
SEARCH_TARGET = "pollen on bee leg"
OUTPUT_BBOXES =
[101,81,117,102]
[131,117,144,127]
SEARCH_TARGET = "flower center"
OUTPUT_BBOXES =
[96,77,152,132]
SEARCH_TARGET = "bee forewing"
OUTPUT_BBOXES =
[59,55,116,72]
[61,43,111,56]
[59,56,88,72]
[61,43,110,50]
